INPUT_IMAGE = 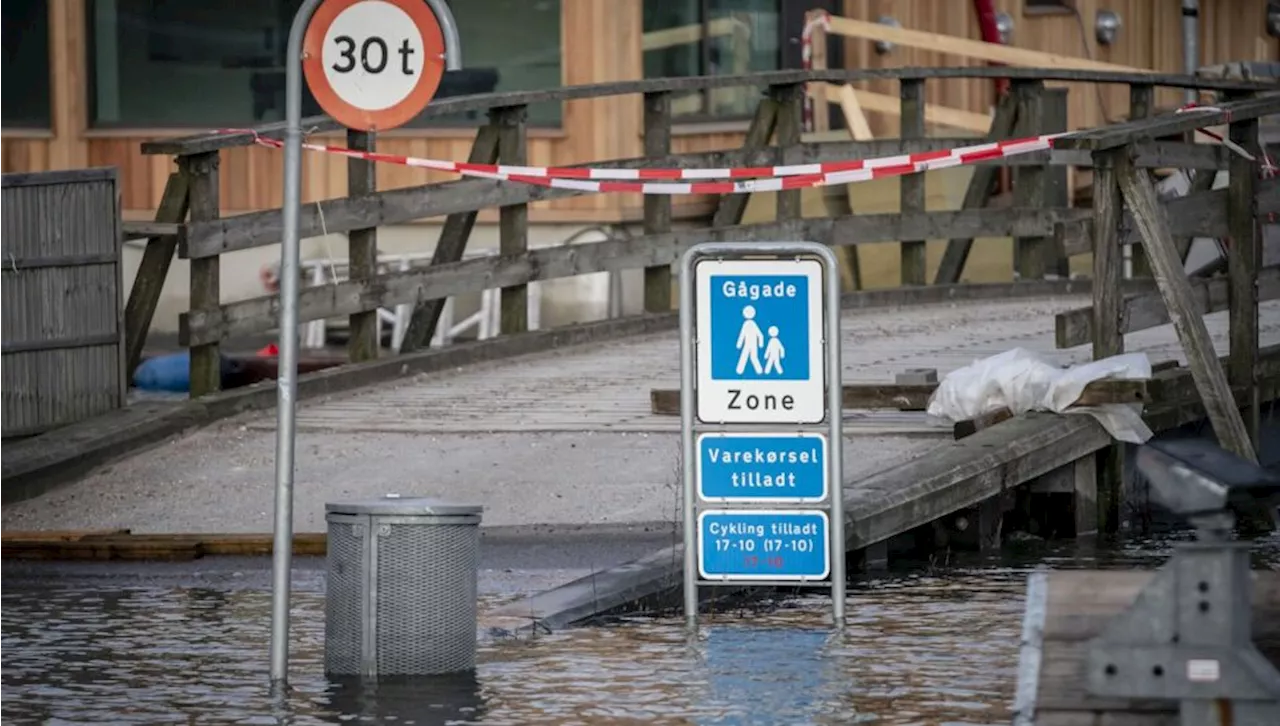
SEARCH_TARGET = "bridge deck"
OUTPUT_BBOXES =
[3,296,1278,537]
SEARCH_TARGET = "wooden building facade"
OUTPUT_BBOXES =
[1,0,1277,227]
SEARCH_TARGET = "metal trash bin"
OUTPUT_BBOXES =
[324,495,482,677]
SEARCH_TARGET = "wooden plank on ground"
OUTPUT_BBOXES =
[0,532,329,560]
[1116,155,1256,462]
[649,380,1149,415]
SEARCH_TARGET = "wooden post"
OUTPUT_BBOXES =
[1072,454,1098,538]
[933,89,1020,285]
[643,91,673,313]
[1041,88,1070,278]
[1012,80,1049,280]
[347,129,379,362]
[1116,152,1257,462]
[1227,98,1262,450]
[773,82,804,222]
[899,78,926,286]
[398,124,501,353]
[123,172,190,377]
[183,152,221,398]
[710,97,779,228]
[1091,149,1125,533]
[1127,83,1155,278]
[496,105,529,336]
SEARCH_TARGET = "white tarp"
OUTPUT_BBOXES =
[925,348,1154,444]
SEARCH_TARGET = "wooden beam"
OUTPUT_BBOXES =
[1054,266,1280,348]
[648,380,1148,415]
[1057,178,1280,256]
[642,91,673,313]
[774,83,805,222]
[710,95,779,228]
[822,83,993,133]
[1054,92,1280,151]
[934,89,1022,284]
[141,68,1274,156]
[825,15,1146,74]
[1115,154,1256,462]
[178,207,1102,345]
[122,220,182,240]
[1127,83,1156,278]
[122,173,190,377]
[397,124,502,353]
[178,141,1233,260]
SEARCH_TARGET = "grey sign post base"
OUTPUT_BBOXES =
[272,0,463,685]
[679,241,846,632]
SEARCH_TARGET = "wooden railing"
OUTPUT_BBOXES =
[126,67,1279,402]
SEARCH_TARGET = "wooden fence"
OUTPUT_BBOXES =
[2,168,127,437]
[127,67,1279,405]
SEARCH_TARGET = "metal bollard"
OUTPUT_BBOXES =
[324,495,482,677]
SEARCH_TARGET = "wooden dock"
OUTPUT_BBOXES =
[1015,570,1280,725]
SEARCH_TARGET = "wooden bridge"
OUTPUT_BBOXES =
[4,68,1279,611]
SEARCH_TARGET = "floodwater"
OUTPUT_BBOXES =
[3,534,1278,726]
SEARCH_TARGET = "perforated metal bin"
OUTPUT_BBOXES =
[324,495,482,677]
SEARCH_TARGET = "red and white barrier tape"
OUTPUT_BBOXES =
[239,129,1058,180]
[207,103,1267,196]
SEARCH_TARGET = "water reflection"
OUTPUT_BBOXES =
[3,535,1277,724]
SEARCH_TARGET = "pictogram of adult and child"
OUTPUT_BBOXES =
[734,305,786,375]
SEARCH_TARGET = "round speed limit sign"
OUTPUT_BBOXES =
[303,0,447,131]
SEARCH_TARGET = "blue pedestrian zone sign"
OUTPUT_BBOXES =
[709,277,810,381]
[698,510,830,581]
[694,258,826,424]
[697,433,828,503]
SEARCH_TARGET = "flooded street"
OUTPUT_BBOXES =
[4,534,1278,725]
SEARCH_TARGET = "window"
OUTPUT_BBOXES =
[643,0,781,119]
[86,0,562,129]
[2,0,51,129]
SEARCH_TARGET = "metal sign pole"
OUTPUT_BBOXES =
[273,0,325,686]
[272,0,463,685]
[679,240,846,633]
[680,248,699,630]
